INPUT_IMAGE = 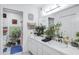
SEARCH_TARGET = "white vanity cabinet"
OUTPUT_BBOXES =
[28,36,79,55]
[28,37,63,55]
[42,45,63,55]
[28,38,43,55]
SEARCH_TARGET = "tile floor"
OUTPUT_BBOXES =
[22,51,33,55]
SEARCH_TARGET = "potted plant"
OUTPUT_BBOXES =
[42,25,55,42]
[54,22,63,42]
[42,22,62,42]
[71,32,79,48]
[9,26,21,46]
[57,32,63,42]
[54,22,62,36]
[71,41,79,47]
[34,25,45,36]
[75,32,79,42]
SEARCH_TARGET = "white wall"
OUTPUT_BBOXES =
[40,5,79,39]
[0,5,1,54]
[1,4,39,52]
[0,5,3,54]
[3,11,22,27]
[39,16,48,27]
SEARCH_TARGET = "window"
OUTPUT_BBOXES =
[41,4,71,16]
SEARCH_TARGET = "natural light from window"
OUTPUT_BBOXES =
[41,4,72,16]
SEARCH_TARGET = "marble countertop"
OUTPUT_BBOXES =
[29,35,79,55]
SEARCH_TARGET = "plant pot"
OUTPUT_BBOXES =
[34,32,41,36]
[16,40,20,45]
[6,42,12,47]
[11,43,16,47]
[3,48,7,52]
[37,33,41,36]
[58,38,63,43]
[71,42,78,47]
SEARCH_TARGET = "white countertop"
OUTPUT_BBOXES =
[30,35,79,55]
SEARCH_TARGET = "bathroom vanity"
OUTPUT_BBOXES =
[28,35,79,55]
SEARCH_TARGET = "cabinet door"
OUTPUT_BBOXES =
[43,45,63,55]
[28,39,37,55]
[28,39,32,51]
[42,45,50,55]
[37,43,43,55]
[28,38,43,55]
